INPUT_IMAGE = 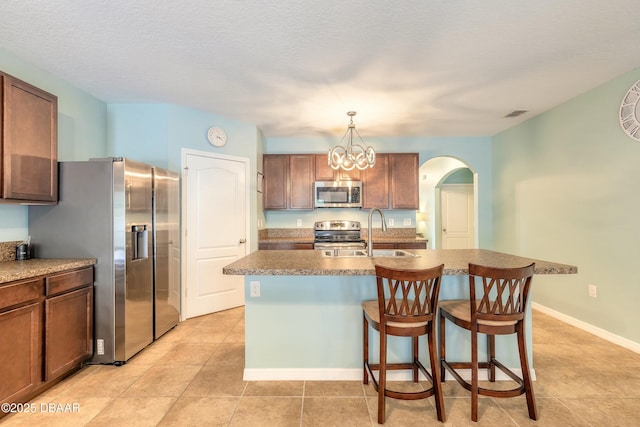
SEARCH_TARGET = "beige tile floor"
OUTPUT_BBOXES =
[3,307,640,426]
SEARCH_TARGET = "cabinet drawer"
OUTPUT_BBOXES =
[45,267,93,297]
[0,278,43,311]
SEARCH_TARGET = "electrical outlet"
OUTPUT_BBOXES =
[403,218,412,226]
[296,219,302,227]
[97,339,105,355]
[388,218,395,226]
[250,280,261,297]
[588,284,597,298]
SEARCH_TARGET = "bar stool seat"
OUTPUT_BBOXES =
[439,263,537,422]
[363,264,446,424]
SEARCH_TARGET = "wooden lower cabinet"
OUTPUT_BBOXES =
[0,302,41,404]
[45,286,93,381]
[372,241,427,250]
[259,242,314,250]
[0,266,93,410]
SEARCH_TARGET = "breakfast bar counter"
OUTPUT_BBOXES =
[223,249,577,381]
[223,248,577,276]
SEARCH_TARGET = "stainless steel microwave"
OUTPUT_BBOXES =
[314,181,362,208]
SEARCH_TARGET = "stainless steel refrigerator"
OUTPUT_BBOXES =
[29,157,180,364]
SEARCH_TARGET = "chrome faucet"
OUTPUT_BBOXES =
[367,208,388,257]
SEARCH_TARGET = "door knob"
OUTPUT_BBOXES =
[239,239,246,244]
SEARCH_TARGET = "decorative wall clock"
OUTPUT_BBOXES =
[619,80,640,141]
[207,126,228,147]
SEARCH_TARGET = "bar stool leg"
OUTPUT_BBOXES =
[378,330,387,424]
[363,315,369,385]
[471,325,479,422]
[428,328,446,422]
[517,322,538,420]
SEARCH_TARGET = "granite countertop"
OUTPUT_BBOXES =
[0,258,97,284]
[223,249,577,276]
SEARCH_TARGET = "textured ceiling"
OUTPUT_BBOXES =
[1,1,639,138]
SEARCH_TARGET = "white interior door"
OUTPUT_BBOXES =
[182,150,248,319]
[441,184,474,249]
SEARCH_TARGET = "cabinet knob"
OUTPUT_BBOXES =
[239,239,246,244]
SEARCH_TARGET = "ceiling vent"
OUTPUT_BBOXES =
[504,110,529,118]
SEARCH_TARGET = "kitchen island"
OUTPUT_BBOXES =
[223,249,576,381]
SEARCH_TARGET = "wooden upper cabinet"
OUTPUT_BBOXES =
[263,154,315,210]
[315,154,362,181]
[362,153,419,210]
[390,153,419,209]
[362,154,389,208]
[264,152,417,211]
[315,154,335,181]
[1,72,58,203]
[263,155,288,209]
[288,154,314,209]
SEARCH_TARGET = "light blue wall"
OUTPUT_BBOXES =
[107,103,262,250]
[443,168,473,184]
[265,136,493,247]
[107,104,170,167]
[493,68,640,344]
[0,48,107,242]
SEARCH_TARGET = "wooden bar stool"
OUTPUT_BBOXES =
[363,264,446,424]
[439,263,537,422]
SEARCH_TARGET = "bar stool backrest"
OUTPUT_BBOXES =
[375,264,444,326]
[469,263,535,324]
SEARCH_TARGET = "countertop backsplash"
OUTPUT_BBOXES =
[258,227,420,240]
[0,241,21,262]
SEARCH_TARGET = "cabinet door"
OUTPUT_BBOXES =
[0,302,42,404]
[263,155,288,209]
[44,286,93,382]
[289,155,315,209]
[390,153,419,209]
[315,154,362,181]
[339,168,362,181]
[362,154,389,208]
[1,73,58,202]
[315,154,335,181]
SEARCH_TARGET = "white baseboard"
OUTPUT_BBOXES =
[533,302,640,354]
[244,368,362,381]
[244,368,535,382]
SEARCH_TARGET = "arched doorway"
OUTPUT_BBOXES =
[418,156,478,249]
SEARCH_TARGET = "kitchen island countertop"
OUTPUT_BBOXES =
[0,258,97,284]
[223,248,577,276]
[223,248,576,381]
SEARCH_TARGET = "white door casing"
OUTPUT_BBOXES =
[181,149,249,319]
[441,184,474,249]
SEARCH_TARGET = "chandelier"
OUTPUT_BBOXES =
[328,111,376,171]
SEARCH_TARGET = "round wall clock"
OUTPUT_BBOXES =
[619,80,640,141]
[207,126,228,147]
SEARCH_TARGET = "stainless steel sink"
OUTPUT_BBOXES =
[321,249,418,258]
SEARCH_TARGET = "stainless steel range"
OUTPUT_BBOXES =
[313,220,366,250]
